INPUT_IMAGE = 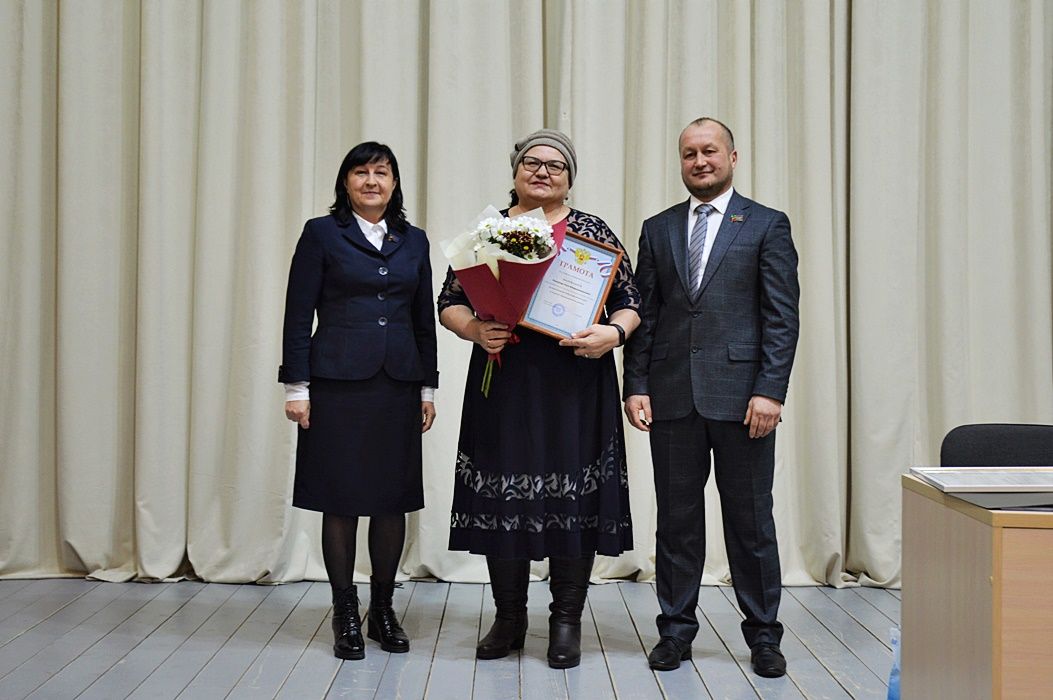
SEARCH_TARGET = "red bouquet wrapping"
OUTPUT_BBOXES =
[441,206,558,396]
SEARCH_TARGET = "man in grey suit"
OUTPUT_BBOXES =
[623,118,799,677]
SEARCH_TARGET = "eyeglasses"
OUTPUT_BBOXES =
[520,156,568,176]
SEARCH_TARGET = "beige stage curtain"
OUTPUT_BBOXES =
[1,0,1050,586]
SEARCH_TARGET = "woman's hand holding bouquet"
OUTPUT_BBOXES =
[441,206,558,396]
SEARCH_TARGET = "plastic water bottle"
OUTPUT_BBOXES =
[887,626,901,700]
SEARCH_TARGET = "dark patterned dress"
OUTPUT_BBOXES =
[438,209,639,560]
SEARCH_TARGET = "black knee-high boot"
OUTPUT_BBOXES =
[368,580,409,652]
[547,555,594,669]
[332,585,366,660]
[477,557,530,660]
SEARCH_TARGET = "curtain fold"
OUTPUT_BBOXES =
[54,0,141,580]
[1,0,1050,586]
[0,0,60,577]
[134,0,201,581]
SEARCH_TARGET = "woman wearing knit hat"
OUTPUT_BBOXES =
[438,129,641,669]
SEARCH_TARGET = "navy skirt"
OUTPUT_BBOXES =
[293,373,423,516]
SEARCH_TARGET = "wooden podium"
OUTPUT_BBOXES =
[901,475,1053,699]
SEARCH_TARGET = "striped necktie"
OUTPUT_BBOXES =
[689,203,714,294]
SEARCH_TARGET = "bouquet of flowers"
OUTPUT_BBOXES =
[441,206,558,396]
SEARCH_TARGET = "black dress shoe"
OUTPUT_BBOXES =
[750,643,786,678]
[648,637,691,671]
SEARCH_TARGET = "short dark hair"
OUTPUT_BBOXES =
[683,117,735,151]
[329,142,408,232]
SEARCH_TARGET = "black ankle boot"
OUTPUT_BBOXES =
[547,555,594,669]
[477,557,529,660]
[367,580,409,653]
[332,585,365,660]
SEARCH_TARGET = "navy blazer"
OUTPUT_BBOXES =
[278,214,439,388]
[623,191,799,422]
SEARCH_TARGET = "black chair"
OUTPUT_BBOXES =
[940,423,1053,467]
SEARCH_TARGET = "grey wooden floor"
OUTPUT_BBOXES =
[0,578,899,699]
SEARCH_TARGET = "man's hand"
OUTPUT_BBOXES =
[421,401,436,433]
[285,400,310,429]
[743,395,781,438]
[624,394,652,432]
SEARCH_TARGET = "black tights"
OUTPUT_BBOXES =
[321,513,406,591]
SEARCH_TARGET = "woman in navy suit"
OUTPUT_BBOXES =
[279,142,438,661]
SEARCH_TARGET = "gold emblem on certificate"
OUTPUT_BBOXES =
[518,231,623,339]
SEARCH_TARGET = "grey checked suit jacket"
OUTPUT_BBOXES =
[623,191,799,422]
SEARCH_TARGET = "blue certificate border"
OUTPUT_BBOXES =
[519,231,624,339]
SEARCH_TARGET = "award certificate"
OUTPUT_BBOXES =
[518,231,623,339]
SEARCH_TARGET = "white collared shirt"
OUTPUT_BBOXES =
[686,186,735,290]
[353,212,388,251]
[284,213,436,403]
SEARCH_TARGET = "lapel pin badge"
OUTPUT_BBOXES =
[730,214,744,223]
[387,234,396,241]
